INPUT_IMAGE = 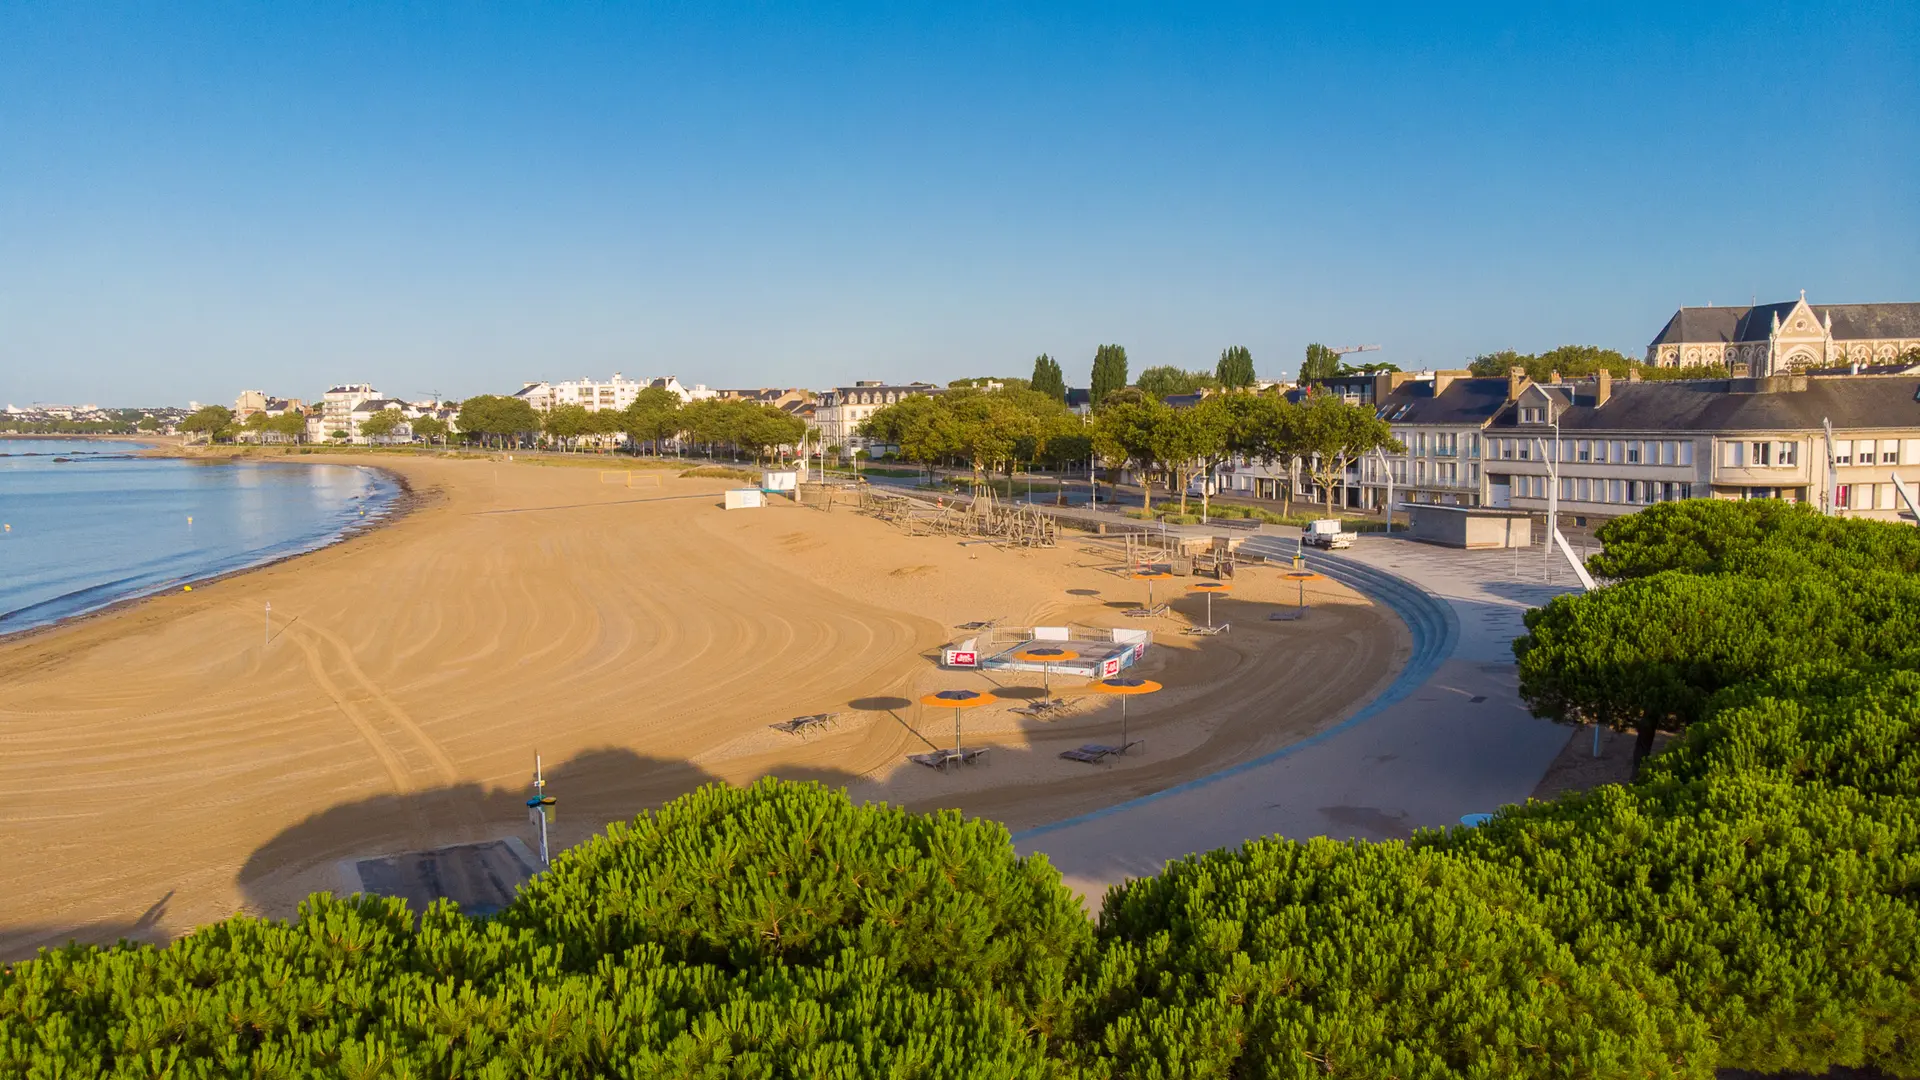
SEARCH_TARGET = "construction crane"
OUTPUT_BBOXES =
[1329,345,1381,358]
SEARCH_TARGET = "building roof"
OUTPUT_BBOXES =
[1375,377,1511,426]
[1650,301,1920,346]
[1065,388,1091,409]
[1488,375,1920,434]
[1821,303,1920,341]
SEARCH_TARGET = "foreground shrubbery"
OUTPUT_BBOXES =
[7,499,1920,1077]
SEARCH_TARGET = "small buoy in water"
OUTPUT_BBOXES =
[187,516,194,525]
[3,524,9,532]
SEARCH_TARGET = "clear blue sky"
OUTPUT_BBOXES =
[3,3,1915,406]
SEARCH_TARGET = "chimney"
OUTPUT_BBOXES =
[1432,370,1459,396]
[1549,370,1562,384]
[1596,368,1612,407]
[1507,365,1530,402]
[1626,367,1640,383]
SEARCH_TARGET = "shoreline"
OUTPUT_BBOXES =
[0,448,418,644]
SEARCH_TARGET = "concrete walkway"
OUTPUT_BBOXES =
[1015,531,1582,906]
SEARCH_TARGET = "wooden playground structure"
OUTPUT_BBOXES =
[861,487,1059,548]
[1080,529,1264,581]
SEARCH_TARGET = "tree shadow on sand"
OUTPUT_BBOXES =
[236,747,861,920]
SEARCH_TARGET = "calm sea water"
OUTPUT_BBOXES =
[0,440,401,635]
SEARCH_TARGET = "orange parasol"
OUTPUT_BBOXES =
[1131,569,1173,609]
[1187,580,1230,629]
[1090,676,1162,753]
[1013,646,1079,695]
[1283,569,1323,612]
[920,688,999,752]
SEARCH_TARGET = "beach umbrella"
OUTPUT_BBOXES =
[1090,676,1161,753]
[1012,645,1079,696]
[920,688,999,753]
[1283,569,1322,613]
[1131,569,1172,610]
[1187,580,1230,630]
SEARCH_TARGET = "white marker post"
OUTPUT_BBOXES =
[264,601,271,649]
[527,754,552,867]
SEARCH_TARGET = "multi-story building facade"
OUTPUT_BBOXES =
[810,382,941,450]
[1489,370,1920,522]
[313,384,381,441]
[1647,293,1920,374]
[1217,364,1920,522]
[512,373,720,413]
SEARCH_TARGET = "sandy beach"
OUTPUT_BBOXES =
[0,454,1402,957]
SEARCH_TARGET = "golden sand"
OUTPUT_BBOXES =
[0,455,1402,957]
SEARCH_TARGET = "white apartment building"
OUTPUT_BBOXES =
[810,382,941,450]
[512,373,718,413]
[311,384,382,441]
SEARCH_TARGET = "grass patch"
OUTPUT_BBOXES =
[680,466,761,482]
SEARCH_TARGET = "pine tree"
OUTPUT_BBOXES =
[1090,344,1128,407]
[1216,345,1256,389]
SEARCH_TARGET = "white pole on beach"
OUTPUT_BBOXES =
[264,601,271,649]
[530,753,550,866]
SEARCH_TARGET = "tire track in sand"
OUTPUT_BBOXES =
[300,620,460,786]
[289,628,415,793]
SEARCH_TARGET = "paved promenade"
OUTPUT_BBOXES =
[1015,529,1582,906]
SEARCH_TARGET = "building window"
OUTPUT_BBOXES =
[1836,484,1852,508]
[1609,479,1624,503]
[1520,407,1545,424]
[1885,447,1901,465]
[1835,443,1852,466]
[1560,477,1574,499]
[1576,440,1592,462]
[1627,442,1643,464]
[1467,434,1480,459]
[1778,442,1798,467]
[1517,441,1532,461]
[1609,440,1625,464]
[1679,442,1694,466]
[1749,441,1771,467]
[1722,441,1744,468]
[1857,440,1875,464]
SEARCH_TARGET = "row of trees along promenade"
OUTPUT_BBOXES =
[9,497,1920,1075]
[862,344,1404,517]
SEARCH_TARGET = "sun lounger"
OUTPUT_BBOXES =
[770,712,839,736]
[1058,740,1141,764]
[1183,623,1229,636]
[1123,603,1169,618]
[908,747,991,770]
